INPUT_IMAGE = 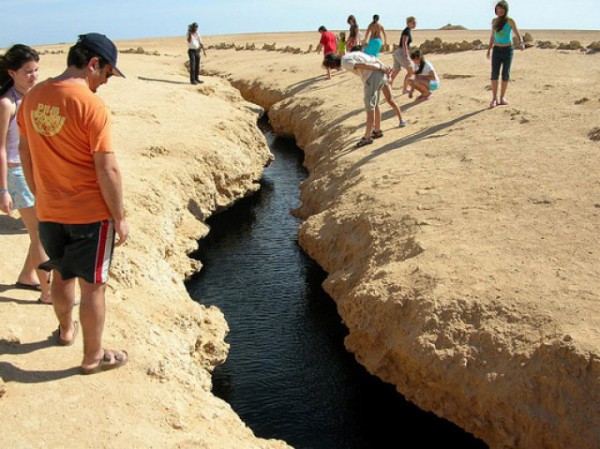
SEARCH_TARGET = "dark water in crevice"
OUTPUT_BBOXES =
[186,119,488,449]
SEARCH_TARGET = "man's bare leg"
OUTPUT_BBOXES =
[365,109,375,139]
[78,279,107,370]
[373,104,381,132]
[51,271,77,341]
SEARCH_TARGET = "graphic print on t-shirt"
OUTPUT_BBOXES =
[31,103,66,136]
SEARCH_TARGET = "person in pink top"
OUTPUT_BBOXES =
[316,26,338,79]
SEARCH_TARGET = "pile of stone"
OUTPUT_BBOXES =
[120,47,160,56]
[417,37,485,54]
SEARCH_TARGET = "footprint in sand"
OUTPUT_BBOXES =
[588,127,600,141]
[575,97,589,105]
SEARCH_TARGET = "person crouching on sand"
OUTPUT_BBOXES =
[407,50,439,101]
[322,52,406,148]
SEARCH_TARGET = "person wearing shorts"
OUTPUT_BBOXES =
[0,44,52,303]
[390,16,417,92]
[322,51,404,148]
[18,33,130,375]
[363,14,387,57]
[408,50,440,101]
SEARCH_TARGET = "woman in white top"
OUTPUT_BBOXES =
[0,44,52,303]
[407,49,440,101]
[187,22,207,85]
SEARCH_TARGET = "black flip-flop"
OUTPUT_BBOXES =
[15,282,41,291]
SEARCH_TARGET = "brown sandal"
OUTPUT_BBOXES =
[81,349,129,375]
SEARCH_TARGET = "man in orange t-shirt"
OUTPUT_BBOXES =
[18,33,129,375]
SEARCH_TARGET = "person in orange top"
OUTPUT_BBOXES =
[18,33,129,375]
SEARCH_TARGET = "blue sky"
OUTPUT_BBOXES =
[1,0,599,48]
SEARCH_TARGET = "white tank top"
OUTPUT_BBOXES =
[6,88,21,164]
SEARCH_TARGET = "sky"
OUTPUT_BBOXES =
[1,0,599,48]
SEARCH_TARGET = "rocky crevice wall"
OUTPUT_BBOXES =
[207,76,600,449]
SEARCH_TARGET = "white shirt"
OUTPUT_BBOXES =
[341,52,383,83]
[418,60,439,82]
[188,32,202,50]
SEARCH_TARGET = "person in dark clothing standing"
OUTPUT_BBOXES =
[187,22,207,85]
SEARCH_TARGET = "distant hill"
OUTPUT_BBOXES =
[439,24,468,30]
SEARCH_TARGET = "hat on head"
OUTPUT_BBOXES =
[77,33,125,78]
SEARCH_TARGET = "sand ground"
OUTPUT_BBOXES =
[1,29,599,448]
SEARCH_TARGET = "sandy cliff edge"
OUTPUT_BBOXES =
[200,30,600,449]
[0,48,290,449]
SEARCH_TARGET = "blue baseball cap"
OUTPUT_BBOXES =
[77,33,125,78]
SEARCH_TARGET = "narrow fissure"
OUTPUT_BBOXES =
[186,117,488,449]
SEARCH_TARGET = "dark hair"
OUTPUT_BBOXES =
[410,49,426,75]
[0,44,39,96]
[372,14,380,23]
[494,1,509,32]
[348,15,359,38]
[318,25,327,32]
[322,52,341,69]
[67,42,109,69]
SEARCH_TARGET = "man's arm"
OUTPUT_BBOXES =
[94,151,129,246]
[354,62,391,75]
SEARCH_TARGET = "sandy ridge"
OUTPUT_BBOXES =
[0,48,290,448]
[201,30,600,449]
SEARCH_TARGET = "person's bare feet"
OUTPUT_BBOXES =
[499,97,509,105]
[489,99,498,109]
[37,295,52,305]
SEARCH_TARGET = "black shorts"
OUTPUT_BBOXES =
[39,220,115,284]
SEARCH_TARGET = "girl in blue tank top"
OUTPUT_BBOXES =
[486,1,525,109]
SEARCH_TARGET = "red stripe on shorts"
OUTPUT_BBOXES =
[94,220,110,283]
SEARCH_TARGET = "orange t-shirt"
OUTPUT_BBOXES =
[17,80,113,223]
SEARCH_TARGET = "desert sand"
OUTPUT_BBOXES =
[1,29,599,449]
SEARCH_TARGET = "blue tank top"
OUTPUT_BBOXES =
[494,21,513,45]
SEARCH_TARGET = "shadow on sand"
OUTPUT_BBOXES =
[351,108,487,169]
